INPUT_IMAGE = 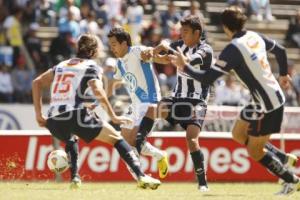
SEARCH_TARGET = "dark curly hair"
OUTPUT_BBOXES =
[107,27,132,46]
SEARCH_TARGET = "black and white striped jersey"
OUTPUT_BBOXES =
[169,40,213,101]
[184,31,287,113]
[48,58,102,117]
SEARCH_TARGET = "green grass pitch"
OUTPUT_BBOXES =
[0,182,299,200]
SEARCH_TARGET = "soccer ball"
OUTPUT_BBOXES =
[47,150,69,174]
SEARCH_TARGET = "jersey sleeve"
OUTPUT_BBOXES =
[213,43,242,73]
[85,65,101,82]
[51,65,57,74]
[129,46,147,60]
[183,44,242,85]
[259,34,276,51]
[260,34,288,76]
[189,45,213,70]
[169,40,184,54]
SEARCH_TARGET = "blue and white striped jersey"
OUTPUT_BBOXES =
[114,46,161,104]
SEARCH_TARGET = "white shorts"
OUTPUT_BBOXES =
[121,103,154,130]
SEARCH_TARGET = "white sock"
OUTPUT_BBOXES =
[141,142,164,160]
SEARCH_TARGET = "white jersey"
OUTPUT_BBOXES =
[214,31,286,112]
[48,58,102,117]
[114,46,161,105]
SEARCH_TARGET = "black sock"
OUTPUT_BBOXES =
[114,139,144,178]
[259,151,298,183]
[65,137,79,179]
[191,150,207,186]
[265,143,288,164]
[136,117,154,154]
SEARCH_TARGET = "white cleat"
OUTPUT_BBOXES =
[275,181,300,196]
[137,174,161,190]
[198,185,209,192]
[70,176,81,189]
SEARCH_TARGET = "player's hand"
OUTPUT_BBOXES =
[36,114,47,127]
[153,41,169,55]
[141,49,153,62]
[168,47,189,71]
[111,115,133,125]
[279,75,292,90]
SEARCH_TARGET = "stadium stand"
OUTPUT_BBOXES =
[0,0,299,108]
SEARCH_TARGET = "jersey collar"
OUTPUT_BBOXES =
[232,30,247,39]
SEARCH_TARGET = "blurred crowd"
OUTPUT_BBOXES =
[0,0,300,111]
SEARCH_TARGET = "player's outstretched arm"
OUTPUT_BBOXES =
[261,34,292,89]
[106,78,124,98]
[140,46,170,64]
[269,44,292,89]
[152,43,172,64]
[169,47,224,85]
[88,78,131,125]
[32,69,54,127]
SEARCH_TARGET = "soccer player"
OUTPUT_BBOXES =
[151,15,213,191]
[107,27,169,179]
[32,34,161,189]
[169,7,300,195]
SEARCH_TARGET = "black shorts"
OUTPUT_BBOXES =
[46,108,102,143]
[240,105,284,136]
[160,97,207,130]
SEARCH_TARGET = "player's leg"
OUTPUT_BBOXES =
[73,109,160,189]
[175,99,208,191]
[135,104,157,153]
[132,125,169,179]
[65,135,81,188]
[232,119,249,145]
[121,127,140,180]
[120,105,167,163]
[131,103,169,178]
[121,126,168,179]
[246,134,300,195]
[236,105,297,166]
[121,127,138,147]
[186,124,208,191]
[95,121,161,189]
[232,119,297,166]
[237,105,300,195]
[46,113,81,188]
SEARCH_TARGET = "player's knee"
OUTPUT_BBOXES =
[145,105,157,119]
[157,103,169,119]
[185,137,199,148]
